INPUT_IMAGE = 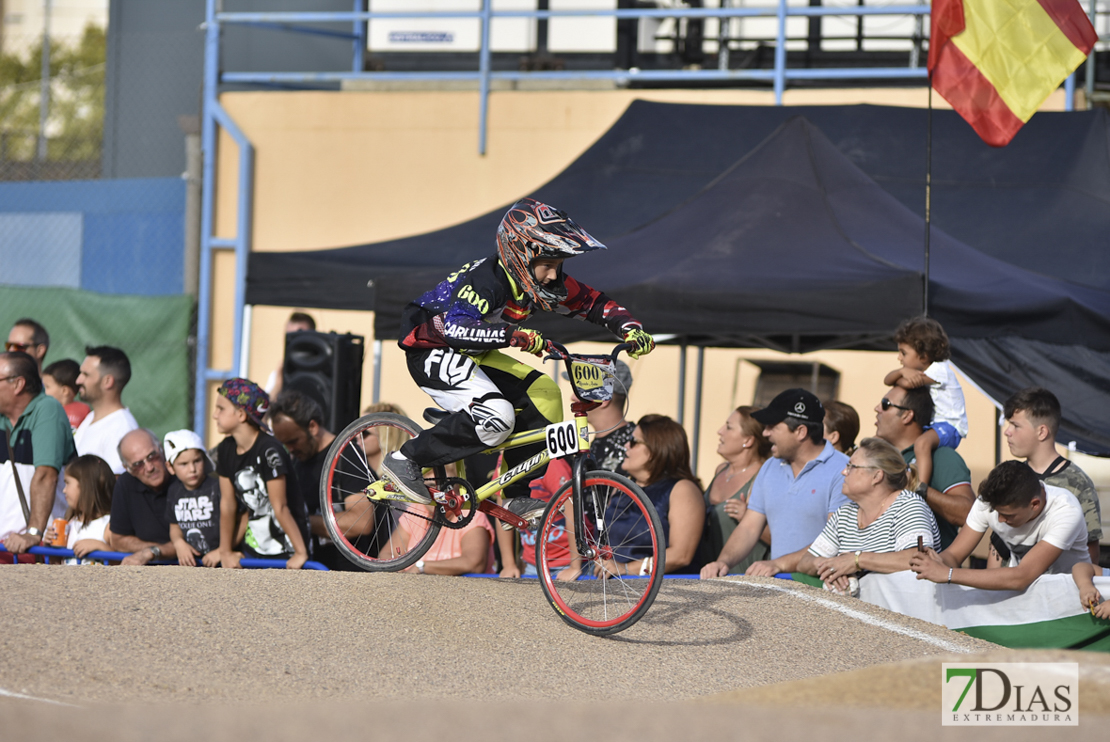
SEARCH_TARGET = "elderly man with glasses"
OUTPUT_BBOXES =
[0,351,75,553]
[107,428,177,565]
[873,385,974,550]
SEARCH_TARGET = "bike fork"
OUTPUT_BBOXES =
[570,453,593,558]
[568,401,598,559]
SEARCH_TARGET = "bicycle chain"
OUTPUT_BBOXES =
[375,477,479,531]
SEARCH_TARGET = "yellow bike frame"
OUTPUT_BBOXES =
[366,413,591,506]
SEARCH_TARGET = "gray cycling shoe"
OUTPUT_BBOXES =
[380,452,433,505]
[500,496,546,529]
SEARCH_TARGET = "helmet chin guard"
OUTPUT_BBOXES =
[497,198,605,311]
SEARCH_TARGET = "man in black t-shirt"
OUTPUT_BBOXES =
[110,428,178,565]
[270,390,377,571]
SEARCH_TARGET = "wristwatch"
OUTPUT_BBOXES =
[416,560,425,574]
[149,545,162,559]
[915,482,929,499]
[26,527,42,539]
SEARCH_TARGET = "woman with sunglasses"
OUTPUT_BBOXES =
[602,414,705,575]
[797,437,941,595]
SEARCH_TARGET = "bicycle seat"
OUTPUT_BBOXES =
[423,407,450,425]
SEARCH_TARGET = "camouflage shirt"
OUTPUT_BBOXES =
[1038,459,1103,543]
[590,422,635,476]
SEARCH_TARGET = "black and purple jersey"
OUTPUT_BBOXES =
[399,255,638,352]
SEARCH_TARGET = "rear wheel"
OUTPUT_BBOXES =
[320,412,446,572]
[536,471,664,636]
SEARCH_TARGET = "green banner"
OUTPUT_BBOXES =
[1,286,192,438]
[959,613,1110,652]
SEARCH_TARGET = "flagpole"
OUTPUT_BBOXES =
[924,77,933,318]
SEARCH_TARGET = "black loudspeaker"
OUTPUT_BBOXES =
[282,331,364,433]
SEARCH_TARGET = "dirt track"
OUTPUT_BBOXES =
[1,566,1106,740]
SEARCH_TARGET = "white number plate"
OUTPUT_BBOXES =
[545,420,579,459]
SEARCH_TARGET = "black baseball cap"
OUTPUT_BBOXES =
[752,388,825,426]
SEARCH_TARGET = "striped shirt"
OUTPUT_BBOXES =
[808,490,941,559]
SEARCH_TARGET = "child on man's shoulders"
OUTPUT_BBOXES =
[884,316,968,486]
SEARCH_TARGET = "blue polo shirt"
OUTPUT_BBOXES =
[747,441,850,560]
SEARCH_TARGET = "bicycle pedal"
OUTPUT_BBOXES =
[366,480,422,503]
[499,514,540,531]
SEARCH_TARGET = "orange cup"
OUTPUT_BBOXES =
[51,518,68,547]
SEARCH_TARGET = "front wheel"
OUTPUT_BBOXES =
[536,471,665,636]
[320,412,445,572]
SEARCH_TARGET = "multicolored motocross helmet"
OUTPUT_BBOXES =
[496,198,606,311]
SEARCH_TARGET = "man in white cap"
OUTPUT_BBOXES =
[163,429,222,567]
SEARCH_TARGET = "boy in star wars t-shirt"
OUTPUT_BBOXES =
[163,429,224,567]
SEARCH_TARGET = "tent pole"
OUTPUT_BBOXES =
[238,304,252,379]
[692,346,705,475]
[994,410,1002,467]
[372,339,383,404]
[677,340,687,426]
[923,78,933,317]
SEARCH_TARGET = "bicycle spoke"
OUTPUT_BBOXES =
[320,413,443,571]
[537,471,663,635]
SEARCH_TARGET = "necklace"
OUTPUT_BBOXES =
[724,459,759,483]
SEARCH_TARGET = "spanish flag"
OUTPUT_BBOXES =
[929,0,1098,147]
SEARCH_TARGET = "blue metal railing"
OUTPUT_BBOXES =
[0,543,328,569]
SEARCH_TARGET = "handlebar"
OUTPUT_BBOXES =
[544,341,632,364]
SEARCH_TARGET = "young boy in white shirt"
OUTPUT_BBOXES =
[910,460,1090,591]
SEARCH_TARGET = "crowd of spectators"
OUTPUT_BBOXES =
[1,313,1106,620]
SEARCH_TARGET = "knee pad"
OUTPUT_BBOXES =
[468,395,515,446]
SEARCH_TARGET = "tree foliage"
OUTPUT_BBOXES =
[0,23,106,164]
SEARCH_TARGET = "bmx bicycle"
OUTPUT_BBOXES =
[318,342,664,636]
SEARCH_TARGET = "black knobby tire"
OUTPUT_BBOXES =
[535,470,665,636]
[320,412,445,572]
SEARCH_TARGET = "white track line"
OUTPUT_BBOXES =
[0,687,81,707]
[737,580,975,654]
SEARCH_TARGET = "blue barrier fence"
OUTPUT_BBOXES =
[0,544,328,570]
[0,544,804,579]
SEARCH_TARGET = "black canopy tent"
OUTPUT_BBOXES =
[246,100,1110,308]
[245,103,1110,453]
